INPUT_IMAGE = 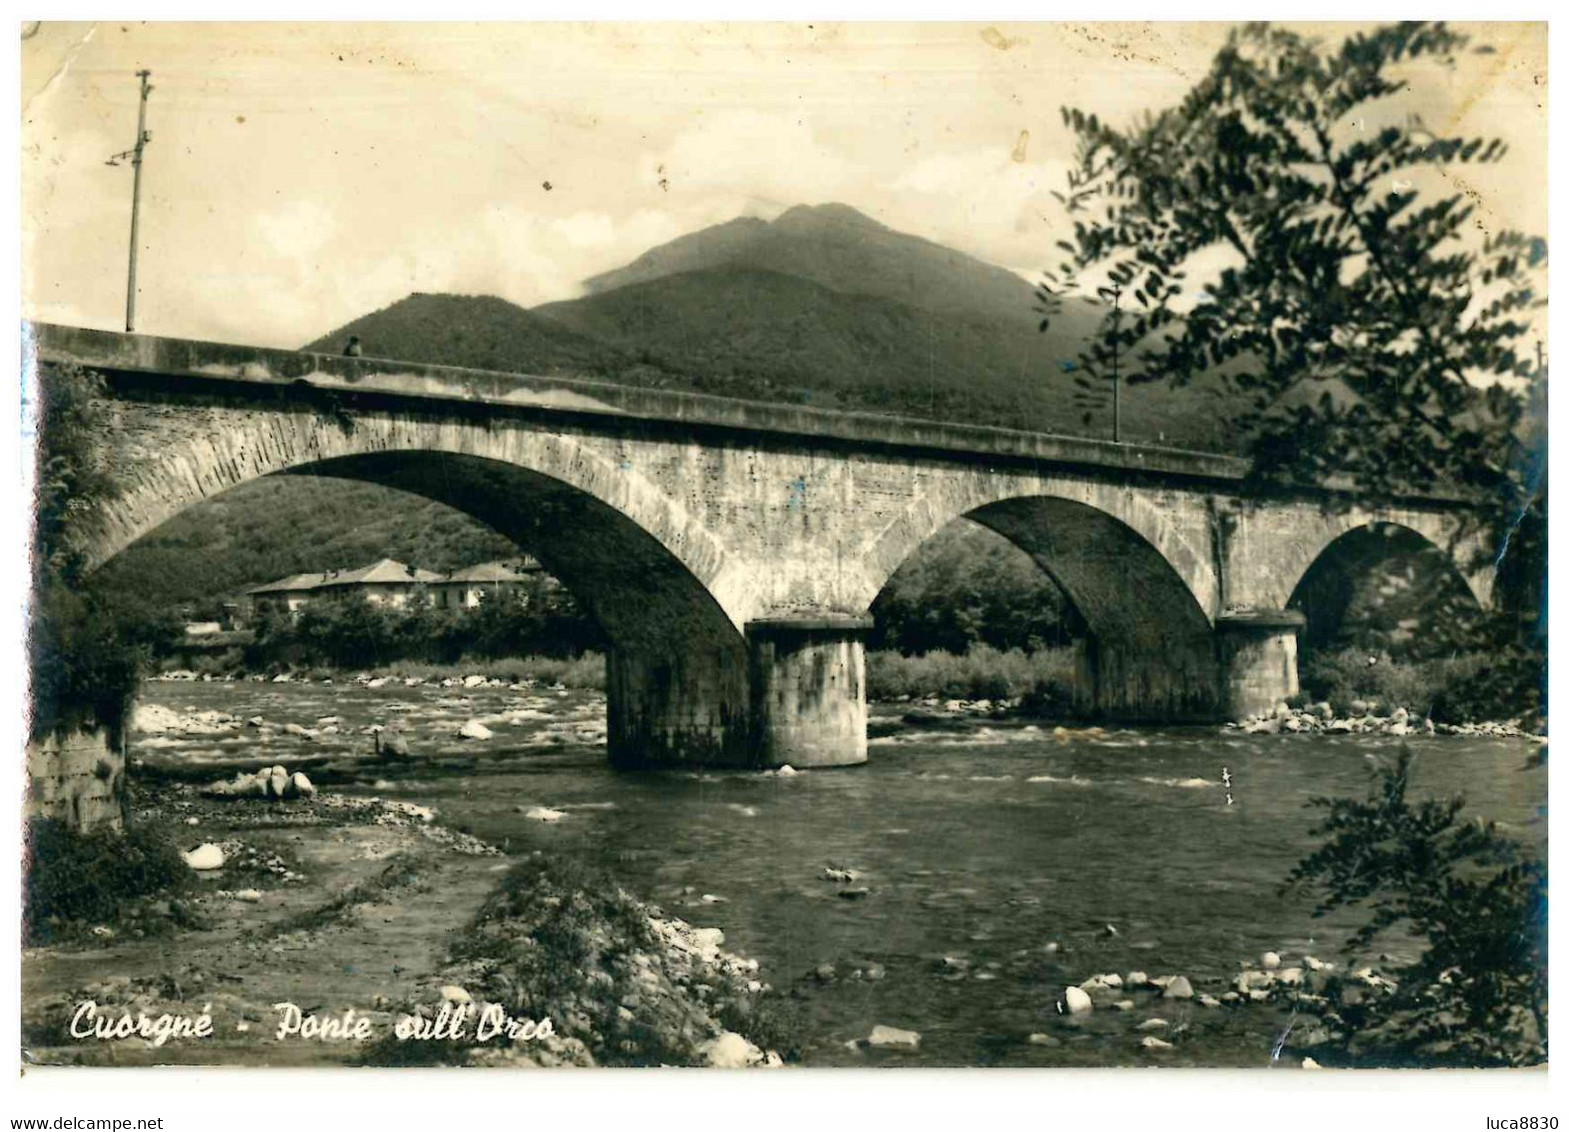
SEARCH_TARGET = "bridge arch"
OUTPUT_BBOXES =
[1285,519,1490,662]
[77,407,752,766]
[862,485,1222,721]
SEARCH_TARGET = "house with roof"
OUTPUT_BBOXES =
[245,557,543,620]
[430,558,544,609]
[247,571,330,619]
[312,558,445,608]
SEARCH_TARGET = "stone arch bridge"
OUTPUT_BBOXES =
[31,323,1495,770]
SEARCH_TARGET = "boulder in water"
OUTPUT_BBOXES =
[1063,986,1093,1014]
[459,720,495,740]
[1162,976,1194,1000]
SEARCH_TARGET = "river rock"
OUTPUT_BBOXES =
[867,1025,920,1050]
[1027,1032,1061,1047]
[460,720,495,740]
[1126,971,1149,988]
[378,729,411,760]
[822,866,861,883]
[1140,1036,1174,1051]
[234,889,262,903]
[1235,970,1274,993]
[1197,994,1222,1009]
[1162,976,1194,1000]
[183,843,225,871]
[775,765,799,777]
[290,772,317,800]
[1301,1057,1322,1070]
[462,674,487,688]
[1112,999,1135,1011]
[267,769,290,799]
[1136,1018,1169,1031]
[440,985,473,1006]
[522,806,568,822]
[700,1030,769,1068]
[1261,951,1282,969]
[1063,986,1093,1014]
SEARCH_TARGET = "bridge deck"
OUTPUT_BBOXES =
[27,321,1251,487]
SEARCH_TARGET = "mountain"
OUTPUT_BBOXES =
[583,203,1058,330]
[299,203,1233,446]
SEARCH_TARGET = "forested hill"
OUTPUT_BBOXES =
[89,477,517,615]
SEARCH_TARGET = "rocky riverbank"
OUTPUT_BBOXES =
[1228,700,1544,740]
[21,775,785,1068]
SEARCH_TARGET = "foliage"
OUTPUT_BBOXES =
[23,817,191,944]
[1299,648,1492,722]
[242,584,604,672]
[28,364,174,741]
[1041,22,1544,526]
[870,519,1081,655]
[1282,749,1546,1066]
[866,644,1080,707]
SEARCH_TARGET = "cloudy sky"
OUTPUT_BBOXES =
[21,21,1547,348]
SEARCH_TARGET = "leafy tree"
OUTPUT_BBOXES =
[1282,748,1546,1066]
[28,364,166,742]
[1039,21,1544,522]
[1039,20,1546,720]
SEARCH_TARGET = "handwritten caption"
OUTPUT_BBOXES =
[68,1000,554,1046]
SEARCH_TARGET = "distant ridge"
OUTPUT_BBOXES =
[305,202,1239,449]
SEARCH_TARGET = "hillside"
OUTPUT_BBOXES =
[302,292,624,375]
[539,266,1228,444]
[89,476,518,613]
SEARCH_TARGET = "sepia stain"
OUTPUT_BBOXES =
[235,115,245,124]
[542,181,552,192]
[980,27,1026,52]
[1011,129,1029,163]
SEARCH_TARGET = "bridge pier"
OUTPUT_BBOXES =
[747,616,870,768]
[605,643,751,768]
[1216,610,1306,719]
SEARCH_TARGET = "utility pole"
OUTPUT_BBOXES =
[1098,282,1123,443]
[110,70,154,333]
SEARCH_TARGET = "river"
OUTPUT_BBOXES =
[132,675,1547,1067]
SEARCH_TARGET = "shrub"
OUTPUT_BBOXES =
[24,818,191,944]
[1282,749,1546,1067]
[866,644,1080,706]
[1300,648,1512,721]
